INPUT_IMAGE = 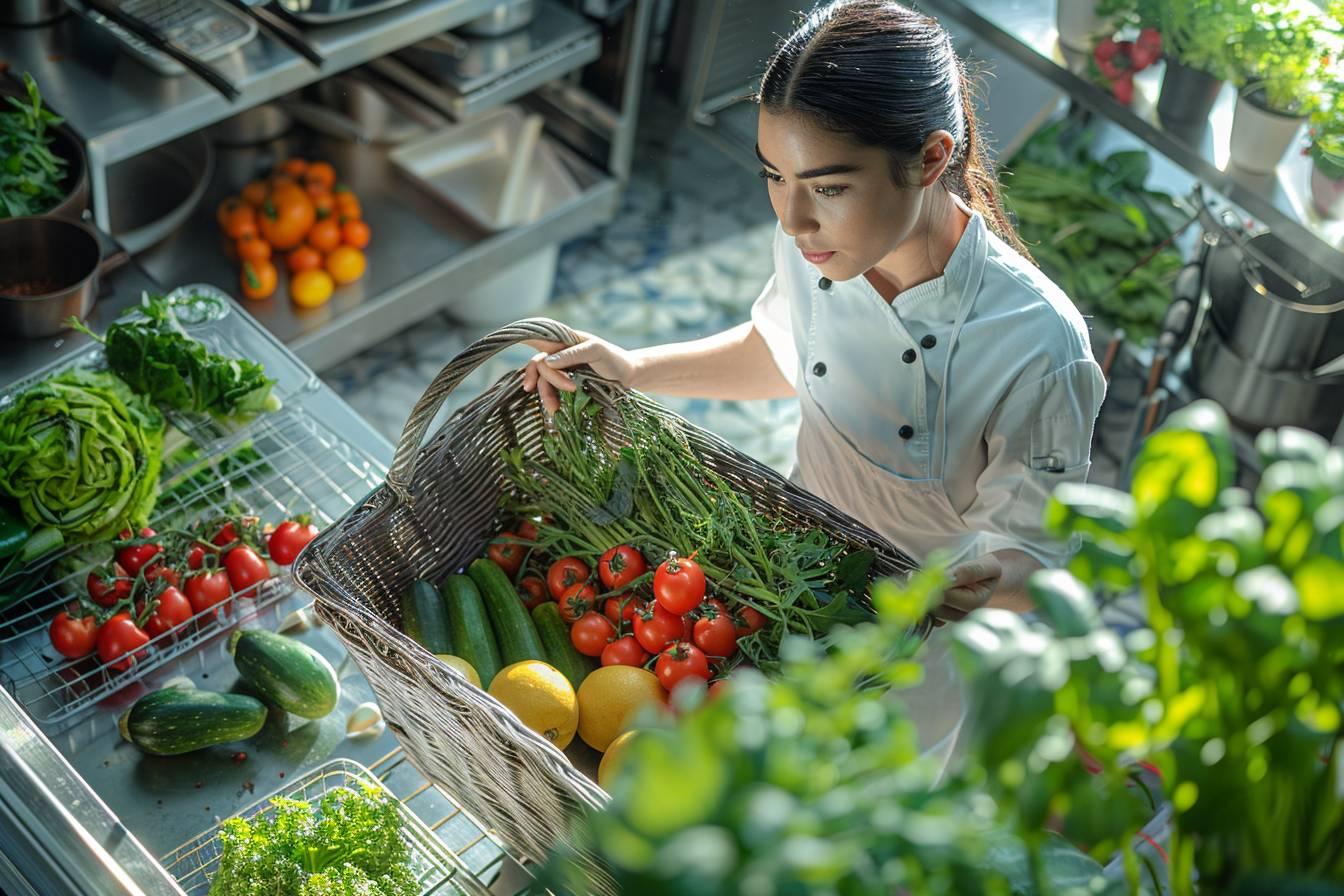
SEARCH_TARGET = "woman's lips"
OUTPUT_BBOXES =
[800,249,835,265]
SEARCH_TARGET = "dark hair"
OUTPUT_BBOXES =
[758,0,1030,259]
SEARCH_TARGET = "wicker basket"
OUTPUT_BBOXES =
[293,318,923,889]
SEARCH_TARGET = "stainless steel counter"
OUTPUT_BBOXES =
[0,254,509,894]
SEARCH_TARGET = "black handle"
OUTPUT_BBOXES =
[79,0,240,100]
[223,0,324,67]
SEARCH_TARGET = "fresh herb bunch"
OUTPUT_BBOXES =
[208,783,419,896]
[1003,120,1188,343]
[72,292,280,421]
[501,385,881,671]
[0,73,69,219]
[1231,0,1338,115]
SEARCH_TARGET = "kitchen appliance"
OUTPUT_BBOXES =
[0,217,129,338]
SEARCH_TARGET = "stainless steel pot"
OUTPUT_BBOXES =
[459,0,535,36]
[0,217,129,338]
[42,123,89,222]
[0,0,67,26]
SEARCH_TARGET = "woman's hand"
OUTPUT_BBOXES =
[522,332,639,416]
[934,554,1003,623]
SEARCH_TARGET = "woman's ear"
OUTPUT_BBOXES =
[919,130,957,187]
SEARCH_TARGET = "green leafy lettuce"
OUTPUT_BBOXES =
[0,368,164,541]
[208,784,419,896]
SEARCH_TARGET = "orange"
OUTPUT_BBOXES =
[334,190,361,220]
[287,245,323,274]
[307,218,341,253]
[305,161,336,191]
[241,180,268,208]
[279,158,308,179]
[240,260,277,301]
[325,246,366,285]
[236,233,271,264]
[290,269,334,309]
[341,219,370,249]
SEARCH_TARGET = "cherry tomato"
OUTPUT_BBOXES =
[49,609,99,659]
[599,544,647,591]
[707,678,731,701]
[487,532,526,578]
[653,552,706,615]
[518,576,548,611]
[341,218,371,249]
[601,636,649,668]
[115,527,162,577]
[87,563,131,608]
[558,583,597,624]
[516,519,539,542]
[213,522,239,547]
[139,586,193,640]
[268,519,320,566]
[604,594,645,629]
[186,570,233,620]
[143,563,179,590]
[633,604,690,654]
[186,542,213,571]
[570,612,615,657]
[732,605,768,638]
[224,546,270,594]
[693,611,739,659]
[655,642,711,692]
[97,613,150,671]
[547,557,590,600]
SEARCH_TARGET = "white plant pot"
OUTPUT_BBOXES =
[1228,92,1306,175]
[1056,0,1104,52]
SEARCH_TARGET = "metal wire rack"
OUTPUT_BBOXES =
[159,753,524,896]
[0,289,383,727]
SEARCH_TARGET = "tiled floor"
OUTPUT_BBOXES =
[322,102,804,472]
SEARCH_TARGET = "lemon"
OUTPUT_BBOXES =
[577,665,665,752]
[597,729,643,790]
[434,654,481,688]
[488,661,579,749]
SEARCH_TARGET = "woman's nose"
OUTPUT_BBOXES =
[777,191,818,237]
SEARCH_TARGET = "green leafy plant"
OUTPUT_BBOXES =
[954,401,1344,895]
[1231,0,1337,114]
[1098,0,1250,81]
[0,72,68,219]
[1307,3,1344,179]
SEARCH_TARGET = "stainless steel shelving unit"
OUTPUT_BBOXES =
[917,0,1344,282]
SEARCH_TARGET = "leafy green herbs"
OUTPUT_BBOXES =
[208,783,419,896]
[1003,121,1188,343]
[0,73,69,219]
[0,368,164,542]
[73,292,279,420]
[502,386,883,672]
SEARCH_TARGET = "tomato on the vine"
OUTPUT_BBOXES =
[186,570,233,620]
[49,609,99,659]
[604,594,645,629]
[487,532,526,578]
[139,586,193,639]
[115,527,162,577]
[144,562,180,590]
[655,641,711,692]
[268,519,319,565]
[516,519,539,542]
[633,604,690,654]
[693,609,738,659]
[224,546,270,594]
[558,583,596,624]
[653,552,706,615]
[732,605,767,638]
[570,612,615,657]
[97,612,150,671]
[213,521,240,547]
[601,636,649,668]
[518,576,548,610]
[547,557,590,600]
[87,563,131,608]
[599,544,647,591]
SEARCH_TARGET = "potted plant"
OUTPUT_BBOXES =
[1058,0,1108,53]
[1307,7,1344,217]
[1228,0,1331,175]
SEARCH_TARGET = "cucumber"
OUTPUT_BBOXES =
[468,558,548,667]
[118,685,267,756]
[441,574,503,688]
[531,601,597,689]
[228,629,340,719]
[401,579,454,655]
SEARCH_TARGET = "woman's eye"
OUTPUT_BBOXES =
[815,185,847,197]
[758,167,784,184]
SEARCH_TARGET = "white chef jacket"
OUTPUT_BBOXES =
[751,210,1105,568]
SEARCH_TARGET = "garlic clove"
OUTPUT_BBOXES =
[346,702,385,738]
[277,608,311,634]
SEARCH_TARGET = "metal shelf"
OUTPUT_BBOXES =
[917,0,1344,281]
[135,126,620,372]
[0,0,497,228]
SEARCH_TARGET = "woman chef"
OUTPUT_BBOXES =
[522,0,1105,619]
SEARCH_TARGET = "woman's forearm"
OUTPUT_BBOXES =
[629,322,797,401]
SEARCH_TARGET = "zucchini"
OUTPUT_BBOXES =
[118,685,267,756]
[531,601,597,690]
[468,558,547,667]
[441,574,502,688]
[400,579,454,655]
[228,629,340,719]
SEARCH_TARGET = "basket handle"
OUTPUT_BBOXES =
[386,317,582,503]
